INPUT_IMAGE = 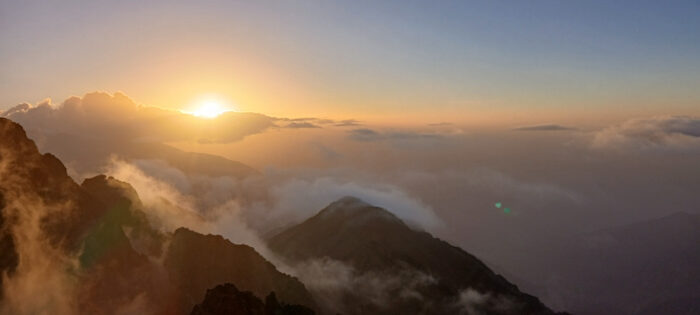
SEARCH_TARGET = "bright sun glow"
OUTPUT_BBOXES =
[191,100,229,118]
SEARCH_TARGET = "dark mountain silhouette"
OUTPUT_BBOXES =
[0,117,166,312]
[268,196,563,315]
[0,117,313,314]
[75,175,173,314]
[165,227,316,313]
[190,283,314,315]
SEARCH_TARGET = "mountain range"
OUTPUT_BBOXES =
[0,117,562,314]
[0,118,311,314]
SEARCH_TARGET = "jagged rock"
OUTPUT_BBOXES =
[166,227,317,314]
[0,117,171,312]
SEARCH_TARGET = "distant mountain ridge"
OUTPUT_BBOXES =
[32,131,259,178]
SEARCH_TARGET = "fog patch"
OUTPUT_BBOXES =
[288,258,437,314]
[454,288,516,315]
[103,159,277,261]
[0,149,79,314]
[264,177,442,231]
[593,116,700,151]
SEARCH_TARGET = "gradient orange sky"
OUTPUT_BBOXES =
[2,1,699,124]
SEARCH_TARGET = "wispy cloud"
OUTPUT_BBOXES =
[512,124,575,131]
[335,119,362,127]
[592,116,700,150]
[285,122,321,129]
[428,122,453,127]
[348,128,443,142]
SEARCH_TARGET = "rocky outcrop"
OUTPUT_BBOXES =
[190,283,314,315]
[0,118,315,314]
[166,228,316,314]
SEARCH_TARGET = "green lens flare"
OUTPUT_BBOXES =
[504,208,511,214]
[494,202,502,208]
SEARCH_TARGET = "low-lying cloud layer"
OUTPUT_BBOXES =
[289,258,437,314]
[348,128,444,142]
[512,124,575,131]
[592,115,700,150]
[103,158,442,236]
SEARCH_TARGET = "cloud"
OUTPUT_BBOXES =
[261,176,443,230]
[592,116,700,150]
[453,288,515,315]
[277,117,360,127]
[0,136,80,314]
[104,159,261,240]
[512,124,575,131]
[311,143,342,160]
[455,288,489,315]
[282,117,332,124]
[287,257,517,315]
[284,122,320,129]
[348,128,443,142]
[0,196,79,315]
[348,128,382,141]
[335,119,362,127]
[101,158,442,255]
[1,103,31,116]
[428,122,453,127]
[276,117,362,128]
[287,257,437,314]
[2,92,276,144]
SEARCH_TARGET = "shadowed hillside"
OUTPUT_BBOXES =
[0,118,314,314]
[269,196,564,315]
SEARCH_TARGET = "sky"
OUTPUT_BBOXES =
[2,0,699,124]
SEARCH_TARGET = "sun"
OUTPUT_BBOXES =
[191,100,229,118]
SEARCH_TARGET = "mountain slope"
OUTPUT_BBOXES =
[268,196,561,315]
[0,117,314,314]
[165,228,317,314]
[190,283,314,315]
[0,117,170,313]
